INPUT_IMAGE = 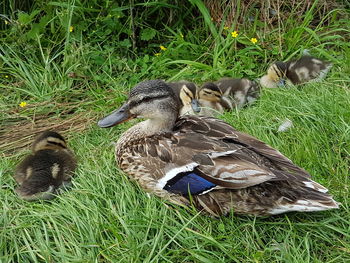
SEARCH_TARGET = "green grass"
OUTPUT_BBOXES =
[1,1,350,262]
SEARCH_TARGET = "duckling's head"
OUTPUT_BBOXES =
[266,62,287,82]
[32,131,67,152]
[98,80,179,131]
[178,83,200,113]
[198,82,223,102]
[260,62,287,88]
[168,81,200,114]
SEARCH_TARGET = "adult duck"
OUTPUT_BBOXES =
[98,80,338,216]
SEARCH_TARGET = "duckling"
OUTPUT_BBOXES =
[215,78,260,108]
[167,81,200,115]
[260,55,332,88]
[98,80,338,216]
[14,131,77,201]
[197,82,230,117]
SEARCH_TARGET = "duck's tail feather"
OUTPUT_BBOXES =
[269,197,339,215]
[302,180,329,193]
[302,49,311,56]
[269,180,339,215]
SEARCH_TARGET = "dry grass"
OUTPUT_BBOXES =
[205,0,345,28]
[0,101,96,156]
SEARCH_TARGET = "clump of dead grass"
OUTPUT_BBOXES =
[205,0,345,29]
[0,101,96,156]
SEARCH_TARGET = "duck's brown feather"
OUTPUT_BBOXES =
[115,115,336,216]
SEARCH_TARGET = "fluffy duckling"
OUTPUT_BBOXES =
[98,80,338,216]
[14,131,77,201]
[260,55,332,88]
[197,82,230,117]
[167,81,200,115]
[214,78,260,108]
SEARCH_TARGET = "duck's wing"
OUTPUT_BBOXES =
[174,115,311,180]
[129,115,315,197]
[136,131,276,196]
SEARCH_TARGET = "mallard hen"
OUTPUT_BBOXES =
[260,55,332,88]
[14,131,77,201]
[98,80,338,216]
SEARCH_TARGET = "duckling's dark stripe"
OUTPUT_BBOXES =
[129,95,169,108]
[47,140,66,148]
[276,68,283,78]
[272,64,282,79]
[183,90,193,98]
[202,90,212,95]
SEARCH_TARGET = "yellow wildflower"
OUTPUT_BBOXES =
[155,53,161,57]
[19,102,27,108]
[250,37,258,44]
[69,26,74,32]
[231,31,238,38]
[160,45,167,51]
[224,26,229,30]
[5,20,9,25]
[5,75,9,78]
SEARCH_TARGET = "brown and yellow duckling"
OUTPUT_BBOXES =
[197,82,230,117]
[260,55,332,88]
[167,81,200,115]
[98,80,338,216]
[14,131,77,201]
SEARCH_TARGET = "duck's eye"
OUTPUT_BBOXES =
[129,97,151,108]
[140,97,154,104]
[130,95,168,108]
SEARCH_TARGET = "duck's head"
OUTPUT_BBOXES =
[198,82,223,102]
[98,80,179,131]
[32,131,67,152]
[260,62,287,88]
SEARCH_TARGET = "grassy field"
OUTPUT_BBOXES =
[1,1,350,262]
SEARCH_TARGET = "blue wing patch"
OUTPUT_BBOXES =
[163,172,216,195]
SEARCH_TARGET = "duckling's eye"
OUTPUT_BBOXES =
[47,140,66,148]
[202,90,220,98]
[184,91,193,98]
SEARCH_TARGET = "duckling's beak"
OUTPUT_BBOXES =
[98,103,135,128]
[277,79,286,87]
[191,99,201,113]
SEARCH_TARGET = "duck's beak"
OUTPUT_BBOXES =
[98,103,135,128]
[191,99,201,113]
